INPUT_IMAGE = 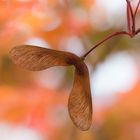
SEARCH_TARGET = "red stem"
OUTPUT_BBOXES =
[126,0,135,33]
[82,31,131,59]
[136,28,140,34]
[127,2,131,33]
[134,0,140,16]
[82,0,140,59]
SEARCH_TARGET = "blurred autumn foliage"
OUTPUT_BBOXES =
[0,85,69,139]
[0,0,140,140]
[95,80,140,140]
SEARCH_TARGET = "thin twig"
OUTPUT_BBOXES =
[81,31,131,59]
[127,2,131,33]
[81,0,140,59]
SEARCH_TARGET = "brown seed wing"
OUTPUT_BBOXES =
[10,45,93,130]
[9,45,76,71]
[68,63,92,131]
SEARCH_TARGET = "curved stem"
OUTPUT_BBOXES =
[81,0,140,60]
[81,31,131,59]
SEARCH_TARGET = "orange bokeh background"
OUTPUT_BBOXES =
[0,0,140,140]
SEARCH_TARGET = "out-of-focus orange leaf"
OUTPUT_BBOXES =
[0,85,68,136]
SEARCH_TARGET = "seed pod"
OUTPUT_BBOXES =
[9,45,92,131]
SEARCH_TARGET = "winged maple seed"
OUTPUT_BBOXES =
[9,0,140,131]
[9,45,93,131]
